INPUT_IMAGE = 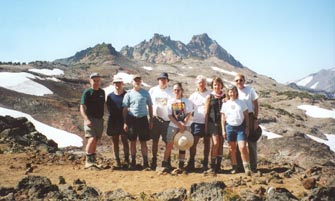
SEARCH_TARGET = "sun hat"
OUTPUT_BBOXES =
[90,72,101,79]
[248,126,262,142]
[112,75,123,83]
[132,74,141,80]
[173,131,194,151]
[157,72,169,81]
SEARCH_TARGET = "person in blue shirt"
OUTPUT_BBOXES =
[122,74,153,170]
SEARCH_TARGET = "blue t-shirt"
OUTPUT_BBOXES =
[122,88,152,117]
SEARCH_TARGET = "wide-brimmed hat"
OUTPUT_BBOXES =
[112,75,123,83]
[173,131,194,151]
[248,126,262,142]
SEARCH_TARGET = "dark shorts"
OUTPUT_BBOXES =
[150,116,169,142]
[107,121,126,136]
[226,123,247,142]
[127,115,150,142]
[84,117,104,139]
[207,122,222,136]
[191,123,206,137]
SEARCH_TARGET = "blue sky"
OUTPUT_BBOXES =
[1,0,334,83]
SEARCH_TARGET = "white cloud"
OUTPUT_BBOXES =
[0,72,53,96]
[0,107,82,148]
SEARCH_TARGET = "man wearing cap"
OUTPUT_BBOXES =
[148,72,173,170]
[80,73,105,169]
[106,75,129,167]
[234,73,259,173]
[122,74,153,170]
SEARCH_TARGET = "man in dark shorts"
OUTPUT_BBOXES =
[148,72,173,170]
[106,75,129,167]
[122,74,153,170]
[80,73,105,169]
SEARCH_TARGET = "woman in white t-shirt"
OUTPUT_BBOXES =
[221,86,251,176]
[161,83,193,173]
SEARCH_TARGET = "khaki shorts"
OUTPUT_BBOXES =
[84,117,104,139]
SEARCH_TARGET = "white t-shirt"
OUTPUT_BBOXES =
[237,86,258,113]
[149,85,173,121]
[168,97,193,128]
[221,99,248,126]
[189,90,211,124]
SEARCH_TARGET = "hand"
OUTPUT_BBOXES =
[84,119,92,127]
[123,123,128,132]
[149,118,153,129]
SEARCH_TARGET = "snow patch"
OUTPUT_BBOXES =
[29,68,64,76]
[142,66,153,71]
[0,72,53,96]
[296,76,313,87]
[310,82,319,89]
[0,107,83,148]
[211,67,237,76]
[298,105,335,118]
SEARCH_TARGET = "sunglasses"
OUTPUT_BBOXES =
[235,79,244,83]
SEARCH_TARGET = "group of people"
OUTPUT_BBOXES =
[80,71,259,176]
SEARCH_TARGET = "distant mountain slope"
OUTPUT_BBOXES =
[120,33,243,67]
[288,68,335,99]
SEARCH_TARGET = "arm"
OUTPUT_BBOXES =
[253,99,259,119]
[123,107,129,132]
[221,113,226,139]
[168,114,186,133]
[204,95,210,134]
[243,109,249,136]
[80,104,92,126]
[148,105,153,129]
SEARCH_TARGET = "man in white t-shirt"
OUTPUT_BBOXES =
[149,72,173,170]
[234,73,259,173]
[186,75,211,171]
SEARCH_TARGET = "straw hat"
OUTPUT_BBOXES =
[173,131,194,151]
[248,126,262,142]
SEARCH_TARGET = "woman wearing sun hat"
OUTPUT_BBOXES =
[161,82,193,174]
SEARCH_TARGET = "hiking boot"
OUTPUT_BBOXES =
[171,168,183,175]
[185,160,195,172]
[151,158,157,170]
[204,168,217,176]
[130,160,136,170]
[231,165,238,174]
[244,164,252,176]
[85,154,96,169]
[115,158,121,167]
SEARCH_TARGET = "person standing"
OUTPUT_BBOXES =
[204,77,226,174]
[234,73,259,173]
[149,72,173,170]
[221,86,251,176]
[186,75,211,172]
[80,73,105,169]
[162,82,193,173]
[106,75,129,167]
[123,74,153,170]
